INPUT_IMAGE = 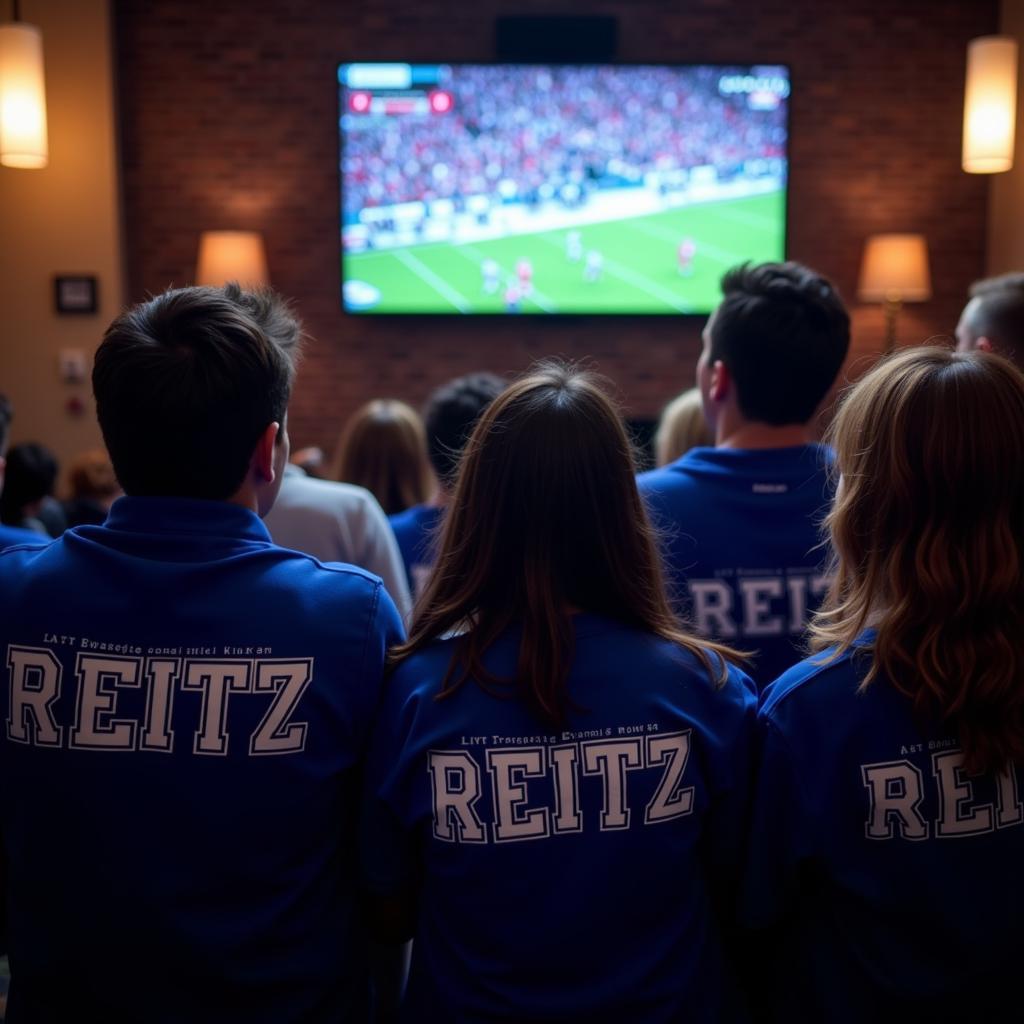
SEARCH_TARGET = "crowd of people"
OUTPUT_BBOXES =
[343,65,787,221]
[0,264,1022,1022]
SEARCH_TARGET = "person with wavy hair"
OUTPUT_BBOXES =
[362,362,756,1022]
[745,346,1024,1021]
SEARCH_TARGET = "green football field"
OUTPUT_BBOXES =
[343,189,785,314]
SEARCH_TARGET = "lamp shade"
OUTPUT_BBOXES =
[962,36,1018,174]
[857,234,932,303]
[0,22,48,169]
[195,230,269,288]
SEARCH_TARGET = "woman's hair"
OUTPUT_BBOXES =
[654,387,712,466]
[67,449,119,500]
[391,361,738,726]
[810,347,1024,774]
[332,399,434,515]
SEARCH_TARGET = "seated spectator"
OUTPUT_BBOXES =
[0,442,66,537]
[265,470,412,621]
[0,283,403,1022]
[639,261,850,687]
[654,386,712,467]
[63,449,121,527]
[746,347,1024,1020]
[333,399,434,516]
[289,444,328,479]
[956,270,1024,365]
[0,396,48,549]
[389,373,504,598]
[363,362,755,1022]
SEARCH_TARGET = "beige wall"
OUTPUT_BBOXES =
[0,0,121,485]
[988,0,1024,273]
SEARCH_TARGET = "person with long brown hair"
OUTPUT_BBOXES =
[745,347,1024,1021]
[332,398,435,516]
[362,362,756,1022]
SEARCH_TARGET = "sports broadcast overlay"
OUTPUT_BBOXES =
[340,63,789,315]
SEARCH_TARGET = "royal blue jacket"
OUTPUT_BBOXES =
[0,496,404,1023]
[638,444,833,687]
[745,638,1024,1020]
[363,614,756,1022]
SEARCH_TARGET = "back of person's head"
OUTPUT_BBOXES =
[395,361,735,726]
[707,261,850,426]
[67,449,119,501]
[93,283,300,500]
[957,272,1024,364]
[333,398,434,515]
[654,387,711,466]
[424,372,505,488]
[0,442,59,524]
[811,346,1024,775]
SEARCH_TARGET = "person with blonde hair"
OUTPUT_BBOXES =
[745,347,1024,1021]
[363,363,755,1021]
[333,399,433,517]
[653,387,712,467]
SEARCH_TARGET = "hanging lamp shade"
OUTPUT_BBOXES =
[962,36,1018,174]
[0,22,48,168]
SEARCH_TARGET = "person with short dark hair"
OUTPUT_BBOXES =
[388,371,505,598]
[363,362,756,1021]
[0,442,66,537]
[0,283,403,1022]
[956,270,1024,365]
[639,261,850,687]
[0,396,49,550]
[745,347,1024,1020]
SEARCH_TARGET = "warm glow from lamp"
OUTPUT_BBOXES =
[858,234,931,353]
[0,22,48,168]
[962,36,1018,174]
[858,234,931,303]
[195,231,269,288]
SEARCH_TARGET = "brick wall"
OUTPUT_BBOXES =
[116,0,997,455]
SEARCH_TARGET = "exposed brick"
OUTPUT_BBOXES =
[116,0,998,454]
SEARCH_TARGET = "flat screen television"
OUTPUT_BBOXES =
[340,63,789,315]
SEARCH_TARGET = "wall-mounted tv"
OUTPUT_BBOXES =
[340,63,789,315]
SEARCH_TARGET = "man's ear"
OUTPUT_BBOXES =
[709,359,730,403]
[253,422,280,483]
[976,336,994,353]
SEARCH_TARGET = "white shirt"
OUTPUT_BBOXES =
[264,464,413,621]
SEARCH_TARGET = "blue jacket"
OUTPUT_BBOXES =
[0,496,404,1023]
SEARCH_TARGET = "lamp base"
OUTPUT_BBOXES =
[883,297,902,354]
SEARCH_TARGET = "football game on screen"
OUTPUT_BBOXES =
[341,63,789,315]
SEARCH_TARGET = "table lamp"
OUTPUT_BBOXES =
[857,234,931,353]
[195,230,269,288]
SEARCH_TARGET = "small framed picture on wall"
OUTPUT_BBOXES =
[54,275,98,315]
